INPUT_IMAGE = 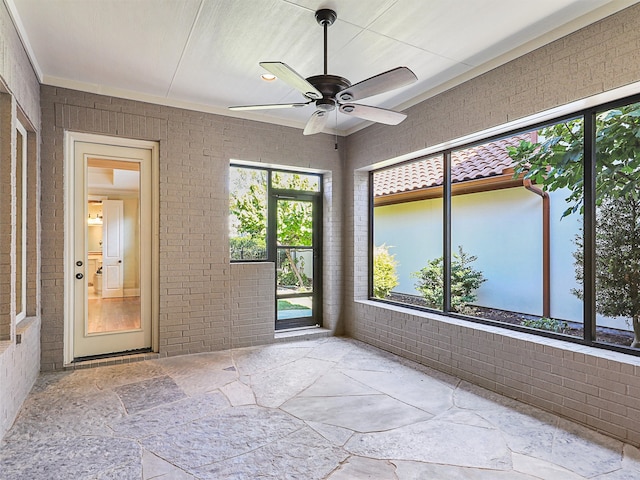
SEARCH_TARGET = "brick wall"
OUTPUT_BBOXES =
[0,0,41,440]
[230,263,275,348]
[343,3,640,447]
[0,317,40,441]
[39,86,342,371]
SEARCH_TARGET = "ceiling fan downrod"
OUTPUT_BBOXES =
[315,9,336,76]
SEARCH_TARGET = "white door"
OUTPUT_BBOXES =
[102,199,124,298]
[72,140,154,359]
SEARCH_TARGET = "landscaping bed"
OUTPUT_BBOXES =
[386,292,635,349]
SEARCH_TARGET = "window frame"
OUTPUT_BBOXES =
[15,119,27,323]
[369,92,640,357]
[229,164,323,264]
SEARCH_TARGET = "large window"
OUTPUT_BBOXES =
[371,95,640,354]
[593,101,640,348]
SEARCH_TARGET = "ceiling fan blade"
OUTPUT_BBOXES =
[339,103,407,125]
[260,62,323,100]
[303,110,329,135]
[337,67,417,103]
[229,101,310,111]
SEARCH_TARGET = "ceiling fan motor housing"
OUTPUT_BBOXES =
[306,74,351,100]
[315,98,335,113]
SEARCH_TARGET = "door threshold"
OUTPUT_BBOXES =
[68,348,157,369]
[274,326,331,341]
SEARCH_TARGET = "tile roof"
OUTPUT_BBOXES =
[373,133,532,197]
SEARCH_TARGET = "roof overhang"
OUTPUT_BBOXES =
[374,170,522,207]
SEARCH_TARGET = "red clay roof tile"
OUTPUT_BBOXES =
[373,133,532,197]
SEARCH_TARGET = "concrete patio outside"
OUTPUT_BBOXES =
[1,337,639,479]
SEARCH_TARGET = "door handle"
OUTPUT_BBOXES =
[118,260,122,263]
[76,273,84,280]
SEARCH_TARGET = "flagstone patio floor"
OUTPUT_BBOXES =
[1,337,639,479]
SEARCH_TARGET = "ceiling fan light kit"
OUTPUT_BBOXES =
[229,8,417,135]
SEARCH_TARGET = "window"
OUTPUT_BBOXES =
[370,94,640,354]
[229,166,268,261]
[230,164,323,329]
[449,127,582,340]
[593,101,640,348]
[15,121,27,322]
[372,155,443,308]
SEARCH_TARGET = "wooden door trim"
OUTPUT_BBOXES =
[63,132,159,365]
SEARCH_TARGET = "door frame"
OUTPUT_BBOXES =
[63,132,160,365]
[270,184,323,330]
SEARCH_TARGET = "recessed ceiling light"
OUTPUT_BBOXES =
[261,73,277,82]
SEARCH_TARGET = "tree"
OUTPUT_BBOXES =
[507,102,640,347]
[373,244,399,299]
[230,169,314,289]
[412,246,486,313]
[229,168,268,253]
[572,196,640,347]
[508,104,640,218]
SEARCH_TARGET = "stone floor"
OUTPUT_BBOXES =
[1,337,639,479]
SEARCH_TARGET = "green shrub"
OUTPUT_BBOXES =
[373,244,399,299]
[230,236,266,260]
[277,254,311,289]
[412,246,485,312]
[521,317,569,333]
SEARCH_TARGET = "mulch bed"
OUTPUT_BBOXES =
[387,293,635,349]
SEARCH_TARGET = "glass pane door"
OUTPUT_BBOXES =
[73,141,152,359]
[275,198,319,329]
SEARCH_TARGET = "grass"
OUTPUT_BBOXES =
[277,299,310,311]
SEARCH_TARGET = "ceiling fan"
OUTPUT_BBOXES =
[229,8,418,135]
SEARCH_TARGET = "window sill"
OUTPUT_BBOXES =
[356,299,640,366]
[16,316,38,345]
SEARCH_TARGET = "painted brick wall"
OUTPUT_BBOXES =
[39,86,343,371]
[343,3,640,447]
[0,2,40,124]
[0,1,41,441]
[230,263,275,348]
[0,317,40,441]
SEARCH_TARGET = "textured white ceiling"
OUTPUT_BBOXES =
[8,0,636,134]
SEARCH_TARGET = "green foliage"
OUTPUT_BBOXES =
[277,200,313,246]
[373,244,399,299]
[230,168,268,254]
[231,169,315,290]
[278,254,311,289]
[230,169,314,247]
[277,299,310,311]
[572,196,640,347]
[412,246,486,313]
[507,103,640,218]
[507,102,640,347]
[521,317,569,333]
[230,237,266,261]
